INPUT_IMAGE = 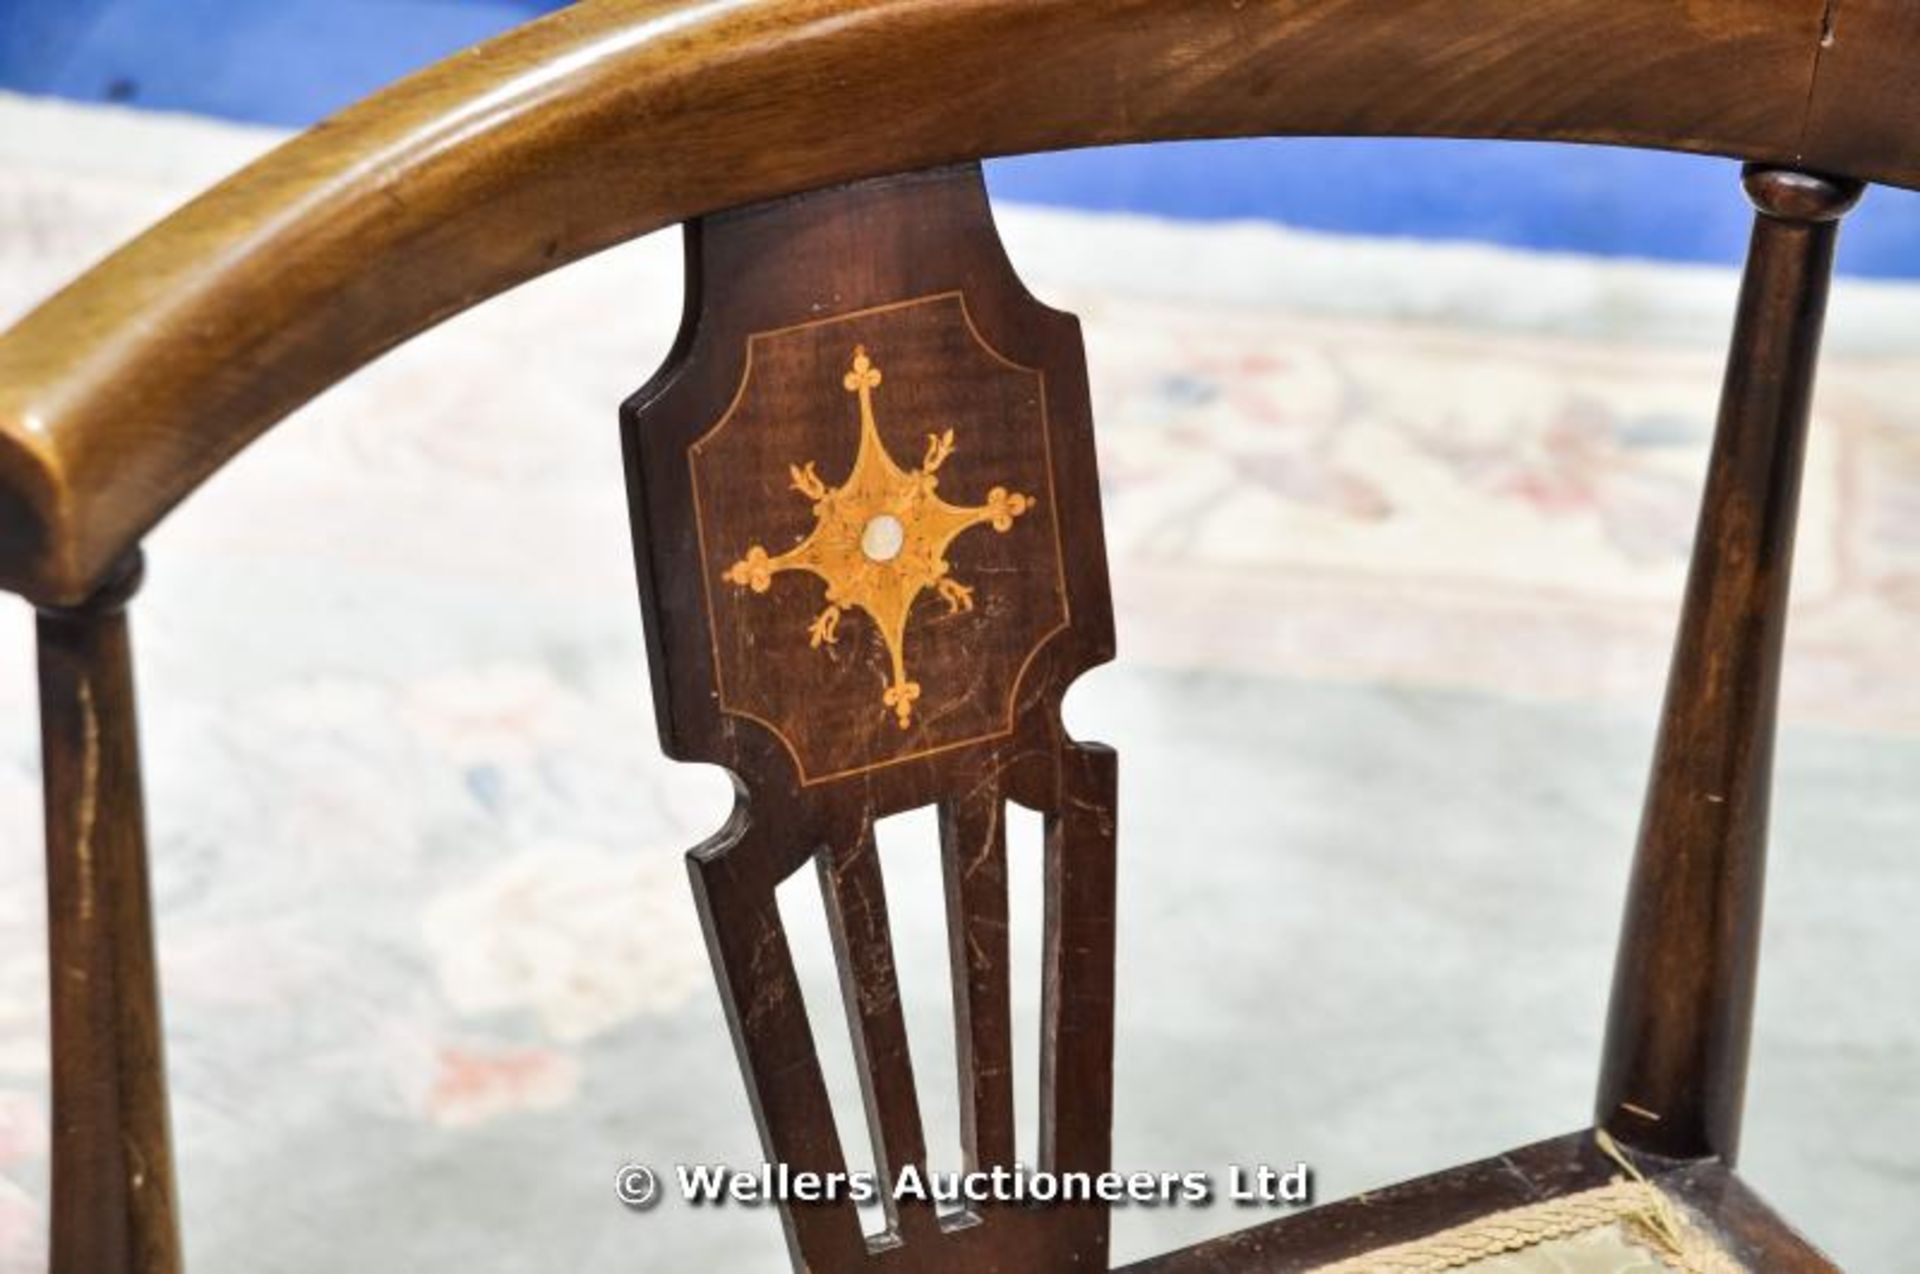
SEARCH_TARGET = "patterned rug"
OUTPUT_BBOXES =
[1,95,1915,1272]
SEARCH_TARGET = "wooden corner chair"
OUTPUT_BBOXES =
[1,2,1903,1270]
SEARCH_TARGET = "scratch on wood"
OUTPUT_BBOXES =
[77,677,100,924]
[1494,1152,1540,1199]
[740,919,789,1034]
[1795,0,1844,156]
[966,927,989,970]
[963,802,1002,882]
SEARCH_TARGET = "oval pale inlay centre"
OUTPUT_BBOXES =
[861,513,906,563]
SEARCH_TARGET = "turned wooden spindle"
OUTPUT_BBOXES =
[37,551,182,1274]
[1596,166,1864,1165]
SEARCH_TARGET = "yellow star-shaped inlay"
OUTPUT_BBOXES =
[723,346,1035,729]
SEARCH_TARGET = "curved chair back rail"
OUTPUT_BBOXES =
[6,3,1888,1272]
[0,0,1915,606]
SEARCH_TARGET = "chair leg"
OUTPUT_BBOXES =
[37,551,182,1274]
[1596,167,1863,1165]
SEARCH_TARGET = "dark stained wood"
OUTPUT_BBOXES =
[1660,1157,1844,1272]
[626,166,1117,1271]
[1121,1132,1624,1274]
[820,825,940,1247]
[1800,0,1920,186]
[1119,1130,1840,1273]
[1039,741,1117,1189]
[674,290,1067,783]
[940,788,1017,1174]
[23,0,1920,607]
[622,164,1115,792]
[1597,164,1862,1166]
[35,551,182,1274]
[689,823,872,1271]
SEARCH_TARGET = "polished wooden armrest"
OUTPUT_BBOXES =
[0,0,1906,607]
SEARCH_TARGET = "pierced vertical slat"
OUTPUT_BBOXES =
[691,849,870,1271]
[940,790,1016,1174]
[36,552,182,1274]
[820,824,940,1247]
[1598,165,1864,1165]
[1040,743,1118,1184]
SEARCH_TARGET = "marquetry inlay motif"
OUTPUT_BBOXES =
[673,287,1072,785]
[722,346,1035,728]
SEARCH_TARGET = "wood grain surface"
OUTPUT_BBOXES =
[5,0,1909,606]
[625,167,1117,1271]
[36,553,183,1274]
[1595,166,1862,1166]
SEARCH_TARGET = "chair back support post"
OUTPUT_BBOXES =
[35,550,182,1274]
[1597,165,1864,1165]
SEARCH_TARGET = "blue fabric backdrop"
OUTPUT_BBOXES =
[5,0,1918,277]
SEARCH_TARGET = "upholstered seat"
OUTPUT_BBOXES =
[1400,1226,1709,1274]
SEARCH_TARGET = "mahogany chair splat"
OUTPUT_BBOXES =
[623,165,1118,1271]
